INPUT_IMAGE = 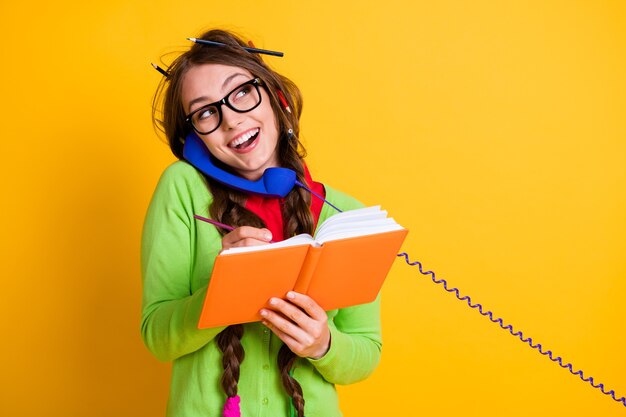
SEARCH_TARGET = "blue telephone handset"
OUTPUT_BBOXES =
[183,131,297,197]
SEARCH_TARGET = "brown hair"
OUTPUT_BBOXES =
[152,29,311,417]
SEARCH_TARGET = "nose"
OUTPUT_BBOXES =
[220,106,244,130]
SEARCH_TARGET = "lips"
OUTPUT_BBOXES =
[228,128,260,149]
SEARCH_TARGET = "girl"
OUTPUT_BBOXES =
[141,29,382,417]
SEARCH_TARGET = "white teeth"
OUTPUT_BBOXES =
[230,129,259,147]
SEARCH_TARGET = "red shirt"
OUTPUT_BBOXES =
[244,165,325,242]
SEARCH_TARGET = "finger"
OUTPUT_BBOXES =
[261,320,301,351]
[284,292,328,321]
[237,226,272,242]
[224,226,272,242]
[266,297,313,327]
[259,307,309,344]
[222,236,267,250]
[231,237,271,248]
[262,314,329,359]
[231,226,273,242]
[222,227,272,249]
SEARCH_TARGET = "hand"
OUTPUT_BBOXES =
[221,226,272,250]
[260,292,330,359]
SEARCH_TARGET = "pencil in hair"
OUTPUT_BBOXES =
[151,63,169,77]
[187,38,284,57]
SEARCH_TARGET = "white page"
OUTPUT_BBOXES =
[315,218,398,242]
[315,206,386,237]
[317,222,405,244]
[221,233,314,255]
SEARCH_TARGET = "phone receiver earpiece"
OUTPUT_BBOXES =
[183,132,297,198]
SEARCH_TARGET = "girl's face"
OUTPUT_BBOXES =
[181,63,280,181]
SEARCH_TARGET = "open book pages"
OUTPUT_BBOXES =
[221,206,405,255]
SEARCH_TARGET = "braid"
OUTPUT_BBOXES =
[216,325,245,416]
[278,344,305,417]
[206,175,267,236]
[283,183,314,237]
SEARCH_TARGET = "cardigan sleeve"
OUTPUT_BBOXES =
[140,162,226,362]
[307,296,382,384]
[306,188,383,384]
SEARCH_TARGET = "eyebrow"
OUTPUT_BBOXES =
[186,72,249,113]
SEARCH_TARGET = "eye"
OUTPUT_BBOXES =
[196,106,217,121]
[233,85,253,100]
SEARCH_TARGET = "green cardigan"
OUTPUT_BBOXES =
[141,161,382,417]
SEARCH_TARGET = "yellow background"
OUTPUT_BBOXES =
[1,1,624,416]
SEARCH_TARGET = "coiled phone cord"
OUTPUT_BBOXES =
[397,252,626,407]
[298,181,625,407]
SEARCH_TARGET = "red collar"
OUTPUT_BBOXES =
[244,164,325,242]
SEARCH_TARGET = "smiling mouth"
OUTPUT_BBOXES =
[228,128,260,149]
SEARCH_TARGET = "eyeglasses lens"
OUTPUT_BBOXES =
[191,81,261,134]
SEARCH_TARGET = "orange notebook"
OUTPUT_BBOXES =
[198,206,408,328]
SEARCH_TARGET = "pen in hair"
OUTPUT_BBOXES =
[187,38,284,57]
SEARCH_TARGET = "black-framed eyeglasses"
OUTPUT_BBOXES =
[185,78,264,135]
